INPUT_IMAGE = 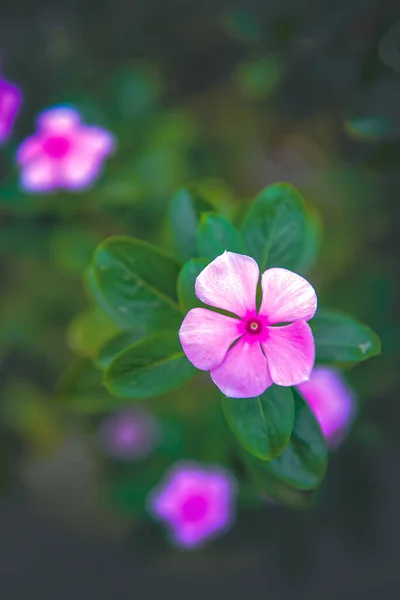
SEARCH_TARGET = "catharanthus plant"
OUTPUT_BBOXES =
[297,366,357,449]
[0,74,22,144]
[179,251,317,398]
[16,106,115,192]
[147,461,237,549]
[97,408,160,460]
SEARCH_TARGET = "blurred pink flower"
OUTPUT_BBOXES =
[16,106,115,192]
[297,366,357,449]
[147,461,237,549]
[98,408,160,460]
[0,75,22,144]
[179,251,317,398]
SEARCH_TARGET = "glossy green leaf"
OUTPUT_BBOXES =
[241,450,318,508]
[242,183,316,273]
[262,392,328,490]
[312,309,381,363]
[177,258,209,312]
[92,236,182,332]
[95,331,145,370]
[104,332,197,399]
[222,385,295,460]
[197,212,247,260]
[169,188,213,262]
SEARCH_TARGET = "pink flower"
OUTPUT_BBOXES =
[16,106,115,193]
[179,251,317,398]
[97,408,160,460]
[297,366,357,449]
[0,75,22,144]
[147,461,237,549]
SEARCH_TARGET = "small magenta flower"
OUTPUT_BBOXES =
[147,461,237,549]
[297,366,357,449]
[98,408,160,460]
[16,106,115,193]
[0,74,22,144]
[179,251,317,398]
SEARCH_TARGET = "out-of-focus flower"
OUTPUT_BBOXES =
[179,251,317,398]
[147,461,237,549]
[16,106,115,193]
[297,366,357,449]
[0,74,22,144]
[97,408,160,461]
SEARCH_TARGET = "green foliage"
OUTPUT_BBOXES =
[104,332,197,399]
[312,309,381,363]
[197,212,247,260]
[177,258,209,312]
[95,331,145,370]
[242,183,318,274]
[222,386,295,460]
[57,359,121,413]
[91,236,182,332]
[256,392,328,490]
[169,188,213,262]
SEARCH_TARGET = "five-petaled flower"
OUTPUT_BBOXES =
[16,106,115,193]
[179,251,317,398]
[297,366,357,449]
[0,74,22,144]
[97,408,160,461]
[147,461,237,549]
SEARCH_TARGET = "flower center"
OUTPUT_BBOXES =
[246,319,262,335]
[181,494,208,522]
[42,135,71,158]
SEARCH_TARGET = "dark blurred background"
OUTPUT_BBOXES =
[1,0,400,598]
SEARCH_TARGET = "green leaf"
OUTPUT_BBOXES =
[222,385,295,460]
[241,451,318,509]
[95,331,145,370]
[262,392,328,490]
[92,236,182,332]
[197,212,247,260]
[169,188,213,262]
[104,332,197,399]
[177,258,209,312]
[312,309,381,363]
[57,359,120,414]
[242,183,317,273]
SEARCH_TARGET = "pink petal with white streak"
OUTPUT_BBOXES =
[260,268,317,324]
[262,321,315,386]
[211,338,272,398]
[195,251,259,318]
[179,308,241,371]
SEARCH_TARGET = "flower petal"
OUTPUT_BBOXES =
[260,268,317,324]
[16,135,42,164]
[297,367,356,447]
[211,338,272,398]
[59,151,103,190]
[195,251,259,317]
[80,127,116,157]
[179,308,241,371]
[38,106,80,133]
[262,321,315,386]
[20,156,55,192]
